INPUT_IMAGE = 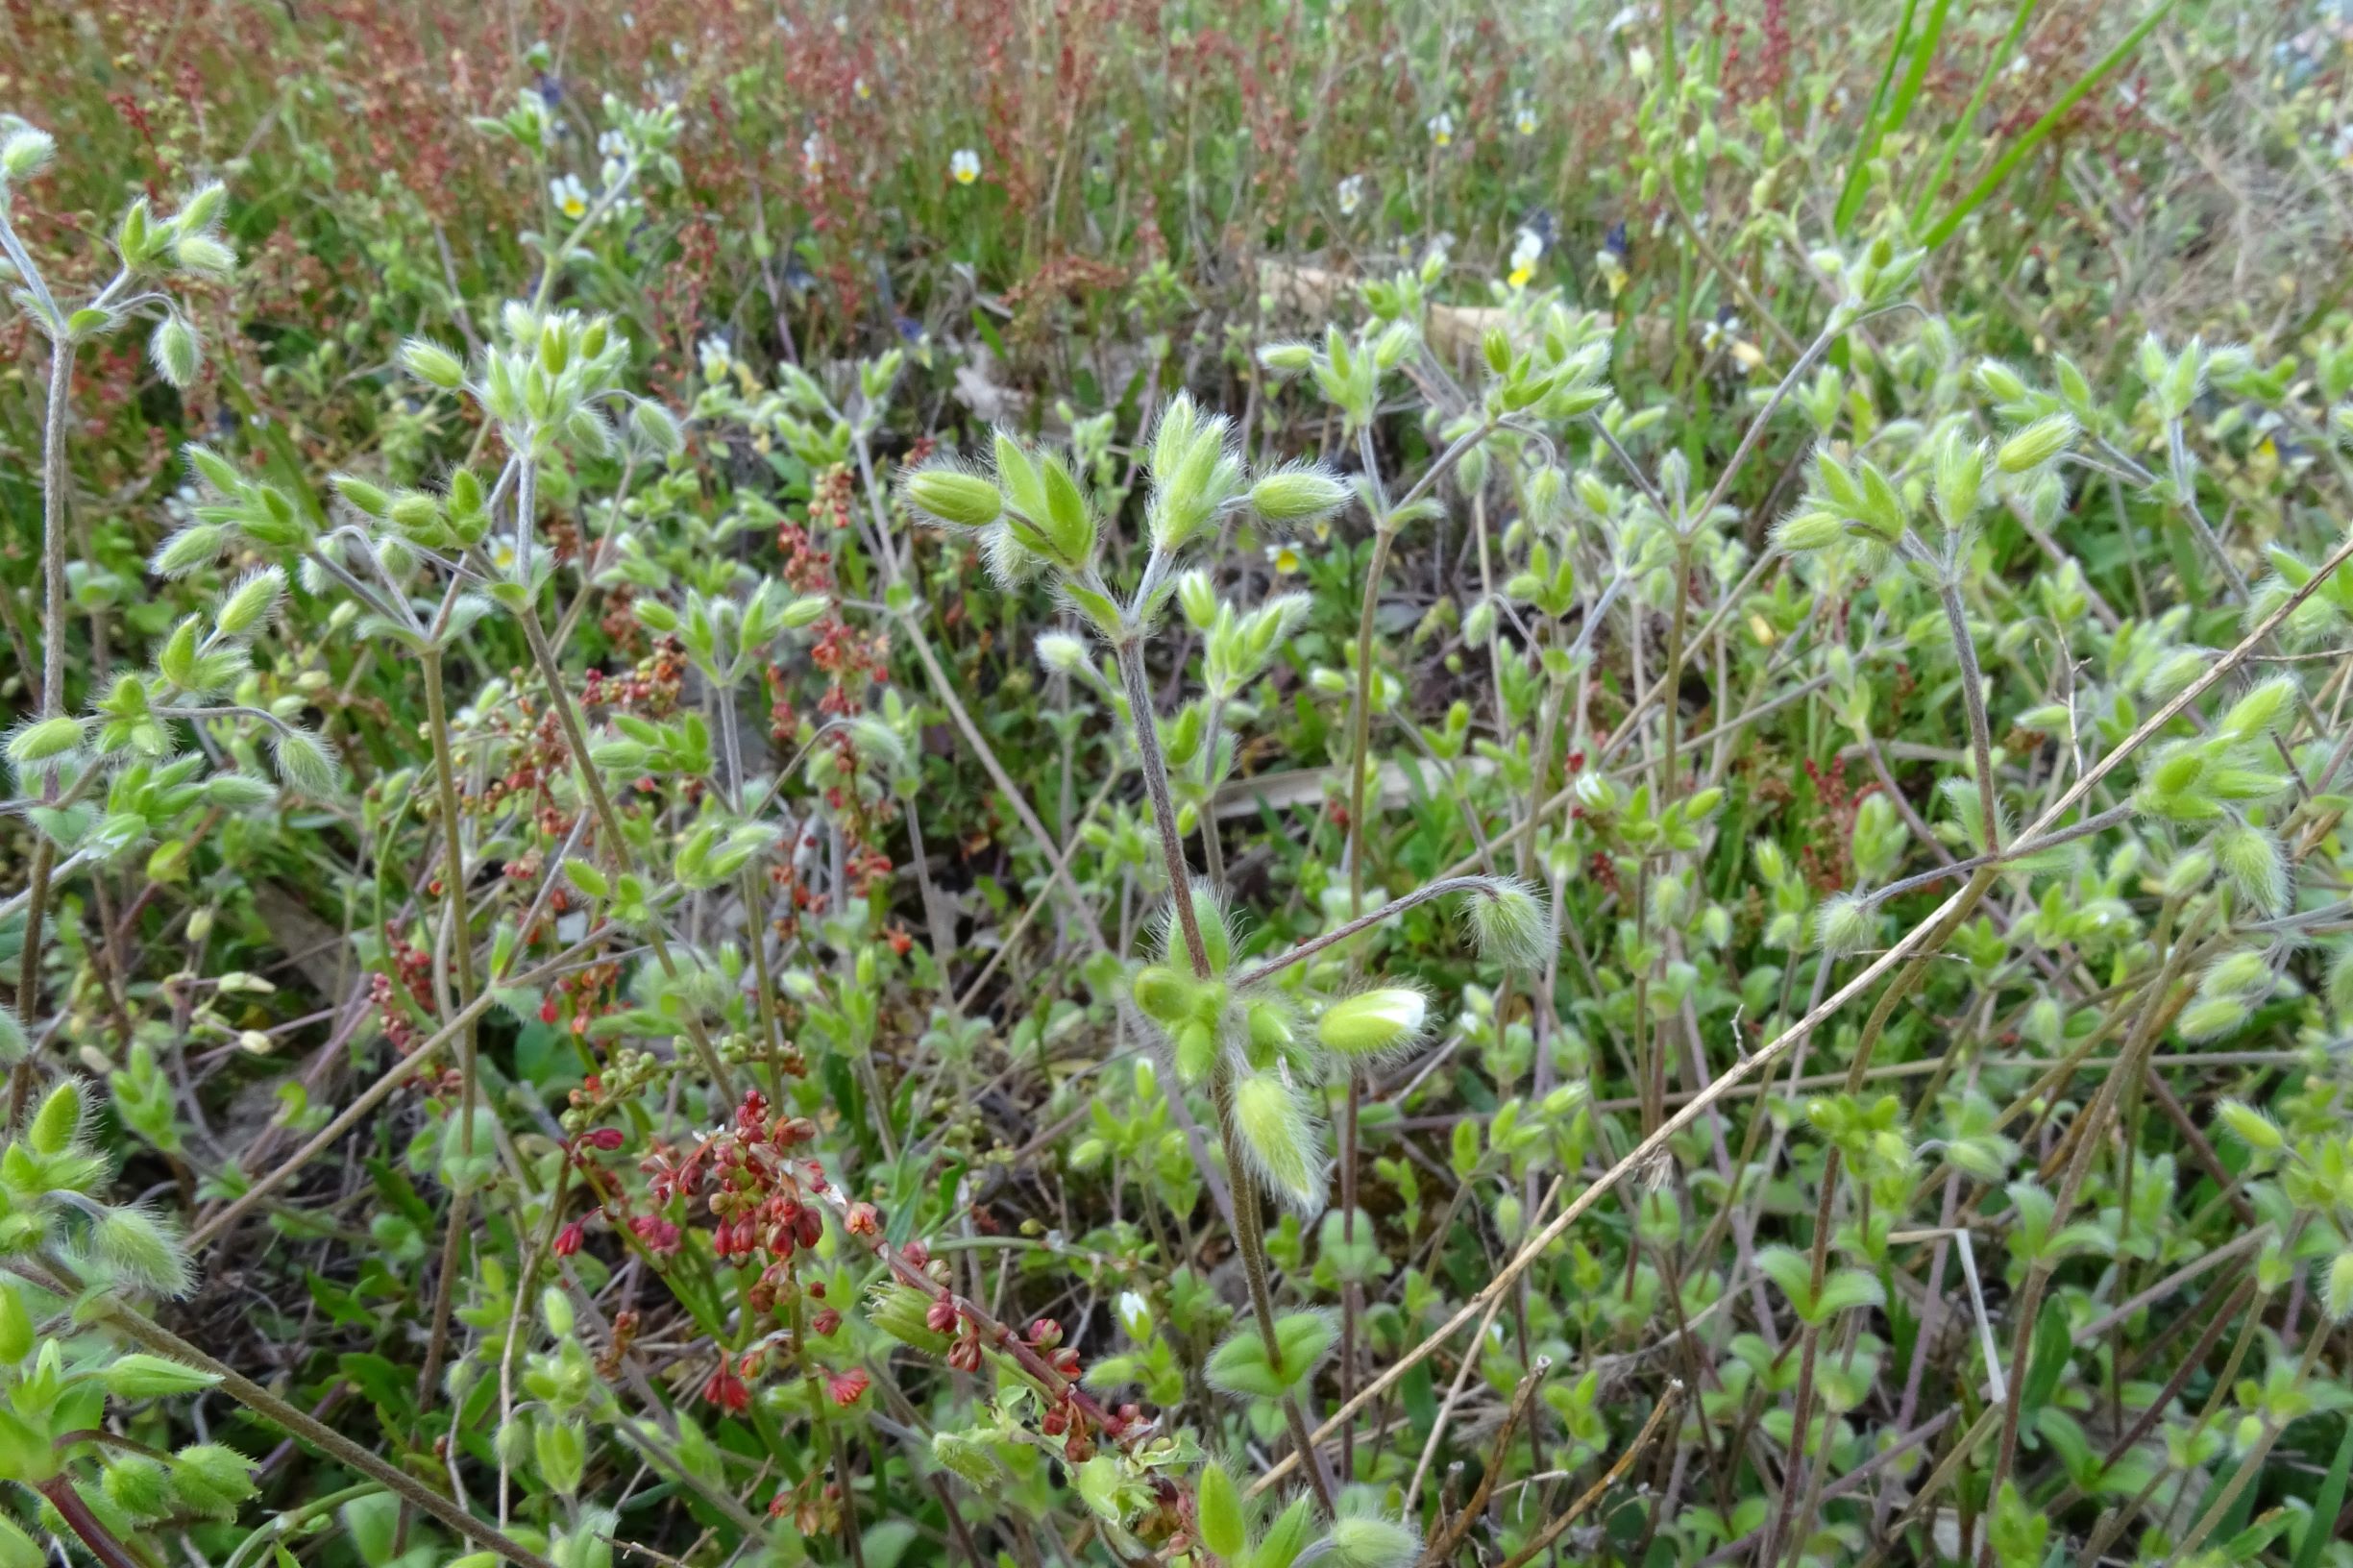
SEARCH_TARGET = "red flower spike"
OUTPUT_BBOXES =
[701,1367,750,1412]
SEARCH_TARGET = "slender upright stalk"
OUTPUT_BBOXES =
[1937,579,2001,853]
[1115,633,1332,1513]
[11,332,78,1122]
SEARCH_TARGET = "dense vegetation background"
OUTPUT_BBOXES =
[4,2,2353,1566]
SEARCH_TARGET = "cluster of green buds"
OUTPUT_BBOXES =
[7,485,328,825]
[2125,675,2296,913]
[691,342,901,471]
[0,1079,190,1295]
[635,577,829,687]
[0,1080,258,1560]
[1,117,232,375]
[474,86,681,186]
[409,306,660,467]
[1776,393,2077,567]
[899,392,1350,641]
[1127,876,1553,1215]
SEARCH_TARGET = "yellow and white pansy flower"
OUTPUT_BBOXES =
[1507,226,1543,290]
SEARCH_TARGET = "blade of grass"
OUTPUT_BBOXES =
[1836,0,1955,234]
[1831,0,1920,236]
[2291,1422,2353,1568]
[1922,0,2181,250]
[1906,0,2044,230]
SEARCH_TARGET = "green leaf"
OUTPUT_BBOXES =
[2021,1307,2073,1419]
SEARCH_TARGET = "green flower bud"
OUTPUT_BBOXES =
[2176,993,2249,1042]
[1315,988,1429,1060]
[330,473,391,518]
[400,338,467,390]
[175,182,226,234]
[1032,453,1098,566]
[213,567,285,637]
[1258,341,1315,376]
[1814,893,1873,955]
[1930,428,1984,528]
[902,465,1004,530]
[2323,1250,2353,1323]
[1173,1020,1218,1085]
[1195,1460,1246,1558]
[151,524,227,577]
[534,1418,586,1496]
[87,1205,194,1298]
[1773,504,1846,553]
[1466,879,1555,969]
[202,772,276,810]
[100,1457,175,1525]
[2,128,57,180]
[168,232,236,277]
[2214,821,2286,915]
[1232,1070,1326,1213]
[101,1353,220,1399]
[870,1284,952,1353]
[9,715,86,768]
[1994,412,2077,475]
[1132,965,1191,1024]
[1326,1508,1420,1568]
[629,400,683,456]
[30,1079,83,1155]
[150,314,200,388]
[1248,463,1350,527]
[1246,1000,1293,1057]
[269,727,342,799]
[168,1444,257,1517]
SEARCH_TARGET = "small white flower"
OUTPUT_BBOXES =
[802,133,824,176]
[1336,174,1364,217]
[833,12,847,32]
[550,173,590,221]
[1427,110,1455,147]
[950,148,981,185]
[853,75,872,101]
[699,334,734,385]
[1507,228,1543,289]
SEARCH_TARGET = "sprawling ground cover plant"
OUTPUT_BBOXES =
[5,2,2353,1566]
